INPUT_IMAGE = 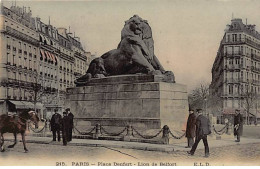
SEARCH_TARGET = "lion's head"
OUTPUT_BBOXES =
[121,15,144,39]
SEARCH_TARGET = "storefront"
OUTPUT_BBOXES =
[7,100,44,117]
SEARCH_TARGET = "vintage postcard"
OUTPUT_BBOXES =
[0,0,260,166]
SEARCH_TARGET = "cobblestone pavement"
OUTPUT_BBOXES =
[0,140,259,166]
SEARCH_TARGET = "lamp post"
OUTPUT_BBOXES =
[204,98,208,118]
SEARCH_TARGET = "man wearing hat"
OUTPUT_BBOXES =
[234,109,243,142]
[50,109,62,142]
[185,108,197,148]
[66,108,74,142]
[187,108,211,157]
[61,111,70,146]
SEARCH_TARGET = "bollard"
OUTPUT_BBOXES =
[93,124,101,139]
[123,125,133,141]
[226,122,233,135]
[161,125,169,144]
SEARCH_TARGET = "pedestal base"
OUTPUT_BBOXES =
[66,75,188,130]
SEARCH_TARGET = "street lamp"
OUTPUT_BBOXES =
[204,98,208,118]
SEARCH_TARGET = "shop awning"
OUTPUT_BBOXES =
[8,100,29,109]
[222,108,235,115]
[8,101,43,110]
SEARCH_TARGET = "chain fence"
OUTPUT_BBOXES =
[29,122,46,133]
[100,126,127,136]
[132,127,163,139]
[169,130,186,139]
[212,124,228,135]
[73,125,96,135]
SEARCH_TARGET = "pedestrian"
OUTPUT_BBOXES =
[66,108,74,142]
[185,108,196,148]
[50,109,62,142]
[187,109,211,157]
[61,111,70,146]
[234,109,243,142]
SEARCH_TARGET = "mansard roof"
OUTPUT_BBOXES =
[226,18,260,40]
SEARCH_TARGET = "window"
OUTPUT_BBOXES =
[229,85,233,94]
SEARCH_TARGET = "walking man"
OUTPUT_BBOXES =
[234,109,243,142]
[50,109,62,142]
[185,108,196,148]
[61,111,70,146]
[66,108,74,142]
[187,109,211,157]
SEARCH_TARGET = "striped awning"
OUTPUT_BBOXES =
[40,49,46,60]
[44,51,51,61]
[50,53,56,63]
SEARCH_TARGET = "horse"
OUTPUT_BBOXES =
[0,110,40,152]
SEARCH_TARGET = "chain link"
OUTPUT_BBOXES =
[100,126,127,136]
[213,124,228,135]
[169,130,186,139]
[29,123,46,133]
[73,125,96,135]
[132,127,163,139]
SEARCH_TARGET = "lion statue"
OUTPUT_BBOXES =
[75,15,175,86]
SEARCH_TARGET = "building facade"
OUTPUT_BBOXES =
[210,18,260,124]
[0,3,94,118]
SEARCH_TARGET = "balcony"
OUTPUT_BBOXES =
[223,38,260,51]
[13,47,16,52]
[224,52,243,58]
[226,64,242,70]
[226,78,240,83]
[5,26,39,46]
[251,66,260,73]
[7,45,11,50]
[251,54,260,61]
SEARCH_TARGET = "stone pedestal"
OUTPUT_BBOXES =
[66,75,188,130]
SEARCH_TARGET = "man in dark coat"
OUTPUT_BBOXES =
[187,109,211,157]
[66,108,74,142]
[234,109,243,142]
[185,108,196,148]
[61,111,70,146]
[50,109,62,141]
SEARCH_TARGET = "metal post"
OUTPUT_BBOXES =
[93,124,101,139]
[123,125,133,141]
[161,125,169,144]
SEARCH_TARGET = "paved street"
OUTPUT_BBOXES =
[1,138,259,166]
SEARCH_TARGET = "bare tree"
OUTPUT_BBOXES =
[29,75,59,116]
[188,83,209,115]
[240,83,259,125]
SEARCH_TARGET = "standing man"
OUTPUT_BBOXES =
[61,111,70,146]
[66,108,74,142]
[185,108,196,148]
[50,109,62,142]
[187,109,211,157]
[234,109,243,142]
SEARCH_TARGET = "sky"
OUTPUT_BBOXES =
[3,0,260,91]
